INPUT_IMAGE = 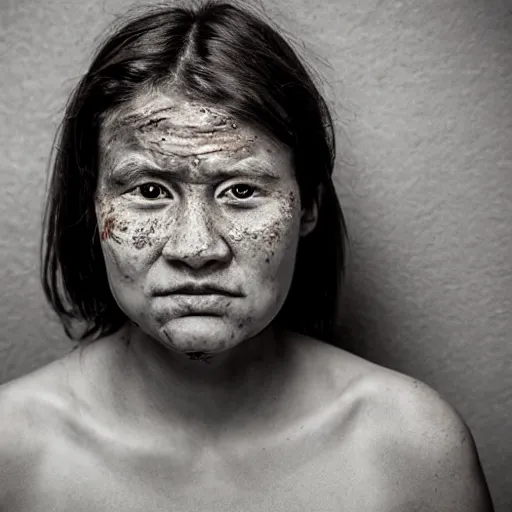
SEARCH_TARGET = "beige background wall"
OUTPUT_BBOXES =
[1,0,510,509]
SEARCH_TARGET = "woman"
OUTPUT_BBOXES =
[0,1,494,510]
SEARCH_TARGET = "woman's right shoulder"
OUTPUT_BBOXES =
[0,358,77,441]
[0,380,45,506]
[0,362,75,505]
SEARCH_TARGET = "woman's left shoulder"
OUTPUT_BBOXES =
[355,367,465,431]
[350,368,495,511]
[346,365,475,462]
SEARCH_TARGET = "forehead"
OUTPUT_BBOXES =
[99,90,292,171]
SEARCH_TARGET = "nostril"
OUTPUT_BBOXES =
[172,256,228,273]
[163,236,232,269]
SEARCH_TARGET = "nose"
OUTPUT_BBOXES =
[162,200,231,270]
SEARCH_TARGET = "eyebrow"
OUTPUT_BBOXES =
[107,157,282,184]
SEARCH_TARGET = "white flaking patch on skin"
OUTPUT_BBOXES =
[103,98,255,158]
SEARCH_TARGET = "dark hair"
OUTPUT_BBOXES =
[40,0,349,344]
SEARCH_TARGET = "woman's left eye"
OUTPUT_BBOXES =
[224,184,257,200]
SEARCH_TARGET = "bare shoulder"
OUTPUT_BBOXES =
[0,359,75,505]
[0,381,44,505]
[337,359,494,511]
[296,334,480,450]
[290,334,494,511]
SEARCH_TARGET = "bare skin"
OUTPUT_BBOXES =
[0,90,494,511]
[0,333,494,511]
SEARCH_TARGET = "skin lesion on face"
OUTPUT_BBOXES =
[114,100,254,159]
[101,216,123,244]
[97,189,170,251]
[185,351,214,363]
[131,218,160,250]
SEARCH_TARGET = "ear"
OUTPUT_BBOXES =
[299,184,322,237]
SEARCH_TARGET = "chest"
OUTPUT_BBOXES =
[19,433,387,512]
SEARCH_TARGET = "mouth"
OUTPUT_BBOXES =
[155,283,243,297]
[155,293,236,317]
[175,286,235,296]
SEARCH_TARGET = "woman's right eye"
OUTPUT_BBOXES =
[129,183,171,200]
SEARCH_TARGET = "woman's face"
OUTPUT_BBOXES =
[94,89,316,355]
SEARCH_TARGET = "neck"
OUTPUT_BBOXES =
[77,321,299,442]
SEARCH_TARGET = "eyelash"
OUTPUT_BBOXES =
[127,183,260,201]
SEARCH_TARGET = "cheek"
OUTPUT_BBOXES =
[228,194,301,272]
[96,203,176,279]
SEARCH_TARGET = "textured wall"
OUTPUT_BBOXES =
[1,0,510,509]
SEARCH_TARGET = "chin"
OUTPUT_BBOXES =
[157,316,244,354]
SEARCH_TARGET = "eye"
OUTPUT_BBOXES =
[225,184,257,200]
[130,183,171,200]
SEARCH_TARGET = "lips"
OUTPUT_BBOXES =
[153,291,237,318]
[153,283,243,297]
